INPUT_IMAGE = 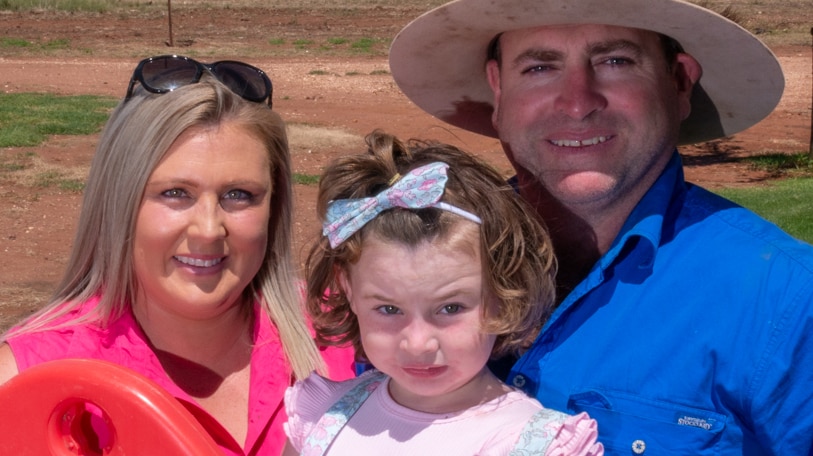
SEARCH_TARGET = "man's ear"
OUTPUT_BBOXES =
[486,59,502,128]
[674,52,703,121]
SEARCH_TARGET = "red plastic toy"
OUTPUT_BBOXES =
[0,358,222,455]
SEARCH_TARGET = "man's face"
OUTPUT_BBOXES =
[486,24,698,215]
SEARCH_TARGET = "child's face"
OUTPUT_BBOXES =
[340,231,500,413]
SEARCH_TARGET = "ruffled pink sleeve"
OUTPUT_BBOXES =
[546,412,605,456]
[283,372,353,452]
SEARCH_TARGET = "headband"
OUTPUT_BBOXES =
[322,161,482,248]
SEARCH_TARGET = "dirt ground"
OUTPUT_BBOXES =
[0,6,811,331]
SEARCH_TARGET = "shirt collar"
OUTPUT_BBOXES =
[600,151,686,270]
[550,151,686,316]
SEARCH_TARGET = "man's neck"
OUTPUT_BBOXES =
[515,175,626,299]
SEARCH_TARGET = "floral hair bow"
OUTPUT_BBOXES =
[322,161,482,248]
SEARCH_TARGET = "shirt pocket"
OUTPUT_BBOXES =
[567,390,726,455]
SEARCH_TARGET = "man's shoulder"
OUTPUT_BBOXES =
[679,184,813,268]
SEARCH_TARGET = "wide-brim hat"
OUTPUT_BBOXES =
[389,0,784,145]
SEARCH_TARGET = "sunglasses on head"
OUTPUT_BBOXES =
[125,55,273,107]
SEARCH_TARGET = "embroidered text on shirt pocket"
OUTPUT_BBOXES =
[567,390,726,455]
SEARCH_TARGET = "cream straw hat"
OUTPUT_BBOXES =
[389,0,784,145]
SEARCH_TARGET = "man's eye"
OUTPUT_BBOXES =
[521,64,553,74]
[603,56,633,66]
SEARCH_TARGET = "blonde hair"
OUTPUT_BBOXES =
[306,130,557,361]
[4,77,324,379]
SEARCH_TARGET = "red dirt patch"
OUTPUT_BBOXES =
[0,7,810,330]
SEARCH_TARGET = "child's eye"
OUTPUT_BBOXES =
[440,304,462,314]
[375,305,401,315]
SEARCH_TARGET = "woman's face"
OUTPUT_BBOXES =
[132,121,272,321]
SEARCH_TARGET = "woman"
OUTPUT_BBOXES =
[0,55,354,455]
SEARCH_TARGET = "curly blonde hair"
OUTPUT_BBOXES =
[306,130,557,361]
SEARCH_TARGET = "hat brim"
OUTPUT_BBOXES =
[389,0,784,145]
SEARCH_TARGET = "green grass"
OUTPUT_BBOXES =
[0,92,112,193]
[41,38,71,50]
[742,152,813,177]
[0,0,809,49]
[0,37,31,48]
[715,178,813,244]
[293,173,319,185]
[0,151,34,173]
[0,0,112,12]
[292,39,313,49]
[0,37,73,53]
[33,170,85,191]
[0,93,117,147]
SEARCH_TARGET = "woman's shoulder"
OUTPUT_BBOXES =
[4,296,122,372]
[0,344,19,384]
[5,316,81,370]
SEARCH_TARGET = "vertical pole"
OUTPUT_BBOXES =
[167,0,174,47]
[808,27,812,159]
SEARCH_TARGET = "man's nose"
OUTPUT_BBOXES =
[553,65,607,120]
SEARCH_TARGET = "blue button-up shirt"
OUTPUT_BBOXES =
[508,152,813,455]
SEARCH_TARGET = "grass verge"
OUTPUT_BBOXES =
[0,93,117,147]
[715,178,813,244]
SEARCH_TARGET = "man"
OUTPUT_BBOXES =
[389,0,813,454]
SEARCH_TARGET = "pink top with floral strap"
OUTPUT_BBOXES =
[285,370,604,456]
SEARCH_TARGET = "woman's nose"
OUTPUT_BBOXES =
[188,196,227,240]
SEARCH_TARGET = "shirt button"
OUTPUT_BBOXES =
[632,439,646,454]
[512,375,526,388]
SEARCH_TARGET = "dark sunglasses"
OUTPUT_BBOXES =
[125,55,273,107]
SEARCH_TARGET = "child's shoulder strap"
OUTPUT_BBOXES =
[509,408,571,456]
[302,370,388,456]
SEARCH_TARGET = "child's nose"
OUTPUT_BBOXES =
[399,319,440,355]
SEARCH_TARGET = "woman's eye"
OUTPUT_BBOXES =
[223,189,253,200]
[161,188,187,198]
[440,304,462,314]
[375,305,400,315]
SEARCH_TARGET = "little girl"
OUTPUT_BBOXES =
[283,131,603,455]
